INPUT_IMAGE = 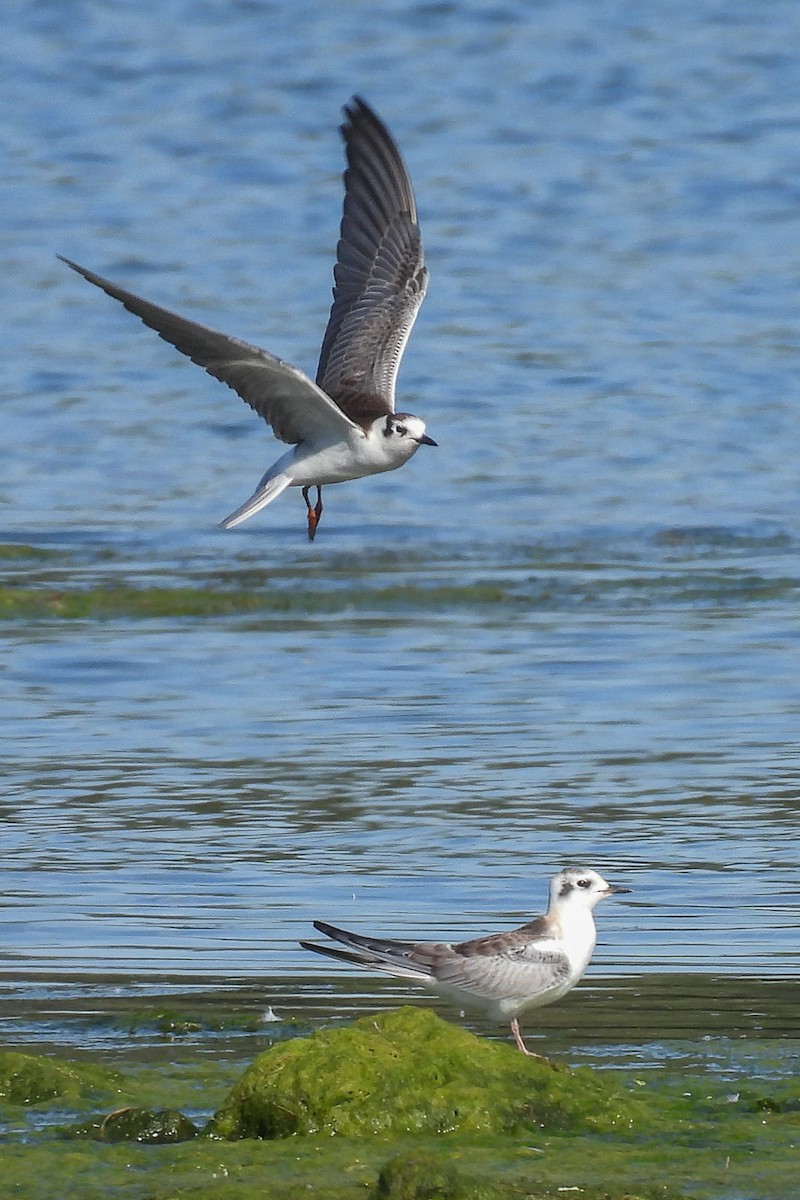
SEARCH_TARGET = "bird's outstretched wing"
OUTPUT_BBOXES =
[315,97,428,414]
[59,257,359,446]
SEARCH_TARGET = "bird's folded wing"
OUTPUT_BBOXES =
[59,257,359,446]
[427,945,572,1001]
[316,97,427,413]
[311,921,420,962]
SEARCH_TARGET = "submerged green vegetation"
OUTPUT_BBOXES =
[0,579,513,620]
[2,535,795,622]
[0,543,63,561]
[0,1006,797,1199]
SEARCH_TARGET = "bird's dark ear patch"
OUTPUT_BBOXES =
[384,415,393,437]
[559,880,573,898]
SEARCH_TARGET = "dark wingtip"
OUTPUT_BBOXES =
[344,94,371,119]
[341,95,386,142]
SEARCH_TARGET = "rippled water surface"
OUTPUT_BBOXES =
[2,0,800,1051]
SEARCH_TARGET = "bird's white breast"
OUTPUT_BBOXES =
[289,423,420,486]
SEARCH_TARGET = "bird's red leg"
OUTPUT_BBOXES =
[302,486,323,541]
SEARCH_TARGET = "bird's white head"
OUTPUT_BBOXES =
[368,412,437,466]
[549,866,631,912]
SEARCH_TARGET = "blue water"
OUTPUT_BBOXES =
[2,0,800,1020]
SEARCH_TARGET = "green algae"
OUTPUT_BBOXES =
[0,1135,700,1200]
[0,579,513,620]
[0,583,271,620]
[0,1050,120,1106]
[1,1023,798,1199]
[376,1151,689,1200]
[0,1071,795,1200]
[125,1003,274,1037]
[209,1007,642,1140]
[0,543,62,560]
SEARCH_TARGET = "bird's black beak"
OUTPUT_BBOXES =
[417,434,437,446]
[606,884,632,895]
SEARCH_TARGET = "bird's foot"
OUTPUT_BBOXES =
[303,486,323,541]
[519,1046,548,1060]
[510,1018,547,1059]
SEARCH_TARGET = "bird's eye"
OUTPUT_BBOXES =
[577,878,591,889]
[396,425,407,436]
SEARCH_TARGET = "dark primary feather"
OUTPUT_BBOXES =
[316,97,428,415]
[311,919,420,962]
[58,257,355,446]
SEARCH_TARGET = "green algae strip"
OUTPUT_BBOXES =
[1,1008,799,1199]
[0,579,513,620]
[2,1092,796,1200]
[0,543,64,561]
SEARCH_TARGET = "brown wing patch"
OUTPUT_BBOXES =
[331,385,394,430]
[453,915,559,958]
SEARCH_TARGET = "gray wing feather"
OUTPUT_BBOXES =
[60,257,358,446]
[430,946,572,1002]
[316,97,427,412]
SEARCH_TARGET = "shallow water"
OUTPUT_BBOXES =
[2,0,800,1055]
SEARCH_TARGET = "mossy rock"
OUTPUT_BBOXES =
[71,1105,198,1143]
[376,1153,462,1199]
[0,1051,119,1106]
[209,1006,642,1140]
[376,1151,511,1199]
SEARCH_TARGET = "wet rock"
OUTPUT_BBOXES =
[0,1050,119,1106]
[74,1106,198,1143]
[209,1006,642,1140]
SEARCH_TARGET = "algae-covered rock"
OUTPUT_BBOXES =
[72,1105,198,1143]
[376,1151,510,1199]
[376,1154,462,1199]
[732,1087,800,1114]
[0,1050,119,1106]
[209,1006,642,1140]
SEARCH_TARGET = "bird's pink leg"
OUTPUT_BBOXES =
[510,1017,546,1059]
[302,486,324,541]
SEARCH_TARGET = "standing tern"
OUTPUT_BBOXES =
[301,867,631,1055]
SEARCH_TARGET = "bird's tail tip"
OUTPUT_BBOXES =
[218,472,294,529]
